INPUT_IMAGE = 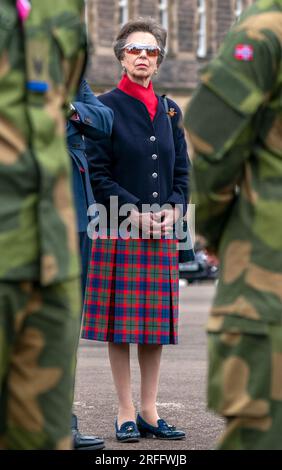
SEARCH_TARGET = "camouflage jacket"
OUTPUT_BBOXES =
[0,0,87,285]
[185,0,282,331]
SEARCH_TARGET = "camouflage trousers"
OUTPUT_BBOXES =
[208,323,282,450]
[0,279,81,450]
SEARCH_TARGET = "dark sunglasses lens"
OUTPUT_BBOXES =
[147,48,159,57]
[125,46,160,57]
[125,47,142,55]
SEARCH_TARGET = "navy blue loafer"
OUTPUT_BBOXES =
[137,414,186,440]
[115,420,140,443]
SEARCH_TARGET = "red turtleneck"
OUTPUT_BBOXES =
[117,74,158,121]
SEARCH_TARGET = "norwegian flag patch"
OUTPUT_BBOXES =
[234,44,254,61]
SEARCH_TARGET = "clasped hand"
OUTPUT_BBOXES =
[129,207,181,237]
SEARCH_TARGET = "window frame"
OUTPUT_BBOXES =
[197,0,207,59]
[234,0,243,19]
[118,0,129,26]
[158,0,169,31]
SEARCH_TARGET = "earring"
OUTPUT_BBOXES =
[154,69,158,75]
[122,66,127,73]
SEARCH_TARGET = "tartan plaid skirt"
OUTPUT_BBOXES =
[82,238,179,344]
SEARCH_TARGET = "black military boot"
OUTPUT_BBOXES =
[72,414,105,450]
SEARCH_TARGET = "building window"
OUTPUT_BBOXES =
[119,0,128,26]
[197,0,207,58]
[158,0,168,30]
[234,0,243,19]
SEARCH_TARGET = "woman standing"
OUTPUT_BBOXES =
[82,18,190,442]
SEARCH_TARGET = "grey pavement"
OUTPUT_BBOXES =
[74,282,225,450]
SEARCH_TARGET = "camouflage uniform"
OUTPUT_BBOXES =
[0,0,86,449]
[185,0,282,450]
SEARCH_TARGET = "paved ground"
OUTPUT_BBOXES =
[74,282,225,450]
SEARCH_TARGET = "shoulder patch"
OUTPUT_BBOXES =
[234,44,254,61]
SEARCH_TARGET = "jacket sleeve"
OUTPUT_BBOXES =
[166,102,191,216]
[71,79,114,140]
[87,134,140,208]
[184,26,281,251]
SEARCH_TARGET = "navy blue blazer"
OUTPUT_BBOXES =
[67,80,113,232]
[88,88,190,224]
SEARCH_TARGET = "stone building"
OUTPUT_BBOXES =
[86,0,254,107]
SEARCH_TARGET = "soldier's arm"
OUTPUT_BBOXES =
[70,80,114,140]
[62,4,88,115]
[184,26,280,251]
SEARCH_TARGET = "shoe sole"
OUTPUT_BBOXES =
[140,434,185,440]
[76,444,105,450]
[117,438,140,443]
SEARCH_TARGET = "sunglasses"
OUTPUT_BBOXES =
[123,43,161,57]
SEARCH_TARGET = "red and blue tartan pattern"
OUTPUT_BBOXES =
[82,238,179,344]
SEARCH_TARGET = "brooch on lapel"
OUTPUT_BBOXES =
[167,108,177,118]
